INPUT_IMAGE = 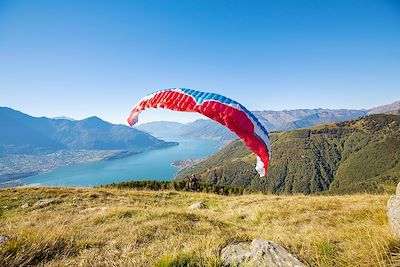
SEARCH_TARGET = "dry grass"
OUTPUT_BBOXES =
[0,187,399,266]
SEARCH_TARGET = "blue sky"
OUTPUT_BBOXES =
[0,0,399,124]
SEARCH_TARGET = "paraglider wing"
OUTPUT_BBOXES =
[127,88,271,176]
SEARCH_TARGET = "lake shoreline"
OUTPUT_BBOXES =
[171,158,205,170]
[17,137,223,187]
[0,144,180,188]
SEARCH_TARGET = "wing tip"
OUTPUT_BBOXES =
[127,111,139,126]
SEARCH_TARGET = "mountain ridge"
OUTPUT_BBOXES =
[0,107,177,156]
[136,100,399,141]
[368,100,400,115]
[175,114,400,194]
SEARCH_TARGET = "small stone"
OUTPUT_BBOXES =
[89,194,99,199]
[188,202,208,210]
[0,235,8,246]
[21,203,29,209]
[33,199,55,209]
[221,239,305,267]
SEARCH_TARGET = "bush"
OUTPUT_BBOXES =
[101,180,245,196]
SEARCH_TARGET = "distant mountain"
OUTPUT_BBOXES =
[254,108,367,131]
[283,109,368,130]
[181,120,237,141]
[136,121,185,139]
[52,116,76,121]
[138,108,366,141]
[368,100,400,115]
[175,114,400,194]
[0,107,176,156]
[138,101,398,141]
[136,119,236,141]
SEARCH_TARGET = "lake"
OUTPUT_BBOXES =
[22,137,224,187]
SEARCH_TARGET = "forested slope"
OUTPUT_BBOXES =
[176,114,400,194]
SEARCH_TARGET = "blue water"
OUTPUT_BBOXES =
[22,137,223,187]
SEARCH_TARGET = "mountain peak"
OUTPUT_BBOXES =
[79,116,106,125]
[83,116,103,121]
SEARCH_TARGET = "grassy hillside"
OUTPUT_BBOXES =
[0,187,398,266]
[176,114,400,194]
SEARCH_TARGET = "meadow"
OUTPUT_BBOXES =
[0,187,398,266]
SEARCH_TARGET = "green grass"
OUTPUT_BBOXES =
[0,187,399,266]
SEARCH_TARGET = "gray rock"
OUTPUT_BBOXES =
[388,195,400,238]
[396,183,400,196]
[221,239,305,267]
[0,235,8,246]
[188,202,208,210]
[21,203,29,209]
[33,199,55,209]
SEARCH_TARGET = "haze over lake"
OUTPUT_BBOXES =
[22,136,224,187]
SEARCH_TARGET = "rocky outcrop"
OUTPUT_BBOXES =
[388,183,400,238]
[188,202,208,210]
[221,239,305,267]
